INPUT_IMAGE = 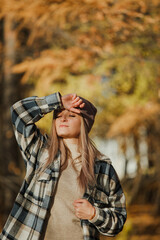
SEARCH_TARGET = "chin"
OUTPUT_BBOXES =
[57,131,70,138]
[56,129,80,138]
[57,131,78,138]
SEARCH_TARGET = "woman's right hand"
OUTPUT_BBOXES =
[61,94,85,113]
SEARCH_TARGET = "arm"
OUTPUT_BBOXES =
[11,92,62,169]
[11,92,85,171]
[89,164,127,236]
[74,163,127,236]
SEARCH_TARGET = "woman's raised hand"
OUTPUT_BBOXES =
[61,94,85,113]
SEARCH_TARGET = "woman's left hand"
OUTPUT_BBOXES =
[61,93,85,113]
[73,199,95,220]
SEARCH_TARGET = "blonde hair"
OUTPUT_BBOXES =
[43,111,103,190]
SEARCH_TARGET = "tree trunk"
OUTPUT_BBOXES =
[0,14,22,228]
[129,132,142,204]
[152,118,160,216]
[120,137,129,178]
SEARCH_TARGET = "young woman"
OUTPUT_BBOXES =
[0,92,127,240]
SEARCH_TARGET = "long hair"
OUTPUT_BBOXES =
[42,111,103,190]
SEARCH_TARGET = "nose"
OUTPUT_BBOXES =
[60,114,68,122]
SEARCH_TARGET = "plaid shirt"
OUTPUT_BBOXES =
[0,93,127,240]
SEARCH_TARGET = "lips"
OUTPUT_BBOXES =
[59,125,69,127]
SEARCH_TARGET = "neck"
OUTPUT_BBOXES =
[63,138,80,159]
[63,138,79,146]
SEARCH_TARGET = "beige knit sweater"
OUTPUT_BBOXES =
[44,142,84,240]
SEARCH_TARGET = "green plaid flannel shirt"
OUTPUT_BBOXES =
[0,92,127,240]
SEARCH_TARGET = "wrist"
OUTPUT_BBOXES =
[58,92,63,106]
[89,206,96,220]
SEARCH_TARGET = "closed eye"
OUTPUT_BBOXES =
[69,115,76,117]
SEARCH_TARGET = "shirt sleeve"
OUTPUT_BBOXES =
[10,92,63,169]
[89,163,127,236]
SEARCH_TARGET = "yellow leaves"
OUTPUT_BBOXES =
[2,0,159,122]
[12,46,96,87]
[107,102,160,137]
[12,60,30,74]
[1,0,159,48]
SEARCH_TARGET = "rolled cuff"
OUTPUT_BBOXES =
[45,92,63,110]
[89,206,100,223]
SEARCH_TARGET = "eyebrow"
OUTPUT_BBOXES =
[57,112,76,116]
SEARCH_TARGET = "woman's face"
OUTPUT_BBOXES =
[55,109,81,138]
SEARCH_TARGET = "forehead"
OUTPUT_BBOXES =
[55,109,80,116]
[56,109,70,114]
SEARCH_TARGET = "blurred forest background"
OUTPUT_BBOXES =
[0,0,160,239]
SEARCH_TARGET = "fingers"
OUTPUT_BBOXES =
[72,97,85,108]
[72,97,82,105]
[62,93,85,112]
[72,96,79,103]
[72,96,83,106]
[69,108,81,114]
[72,94,77,100]
[69,95,85,113]
[73,200,83,210]
[74,209,81,219]
[73,199,88,209]
[79,103,85,108]
[74,199,86,204]
[73,199,94,220]
[74,202,83,219]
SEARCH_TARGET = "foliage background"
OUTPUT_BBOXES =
[0,0,160,239]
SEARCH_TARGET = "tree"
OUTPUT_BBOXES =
[0,0,160,228]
